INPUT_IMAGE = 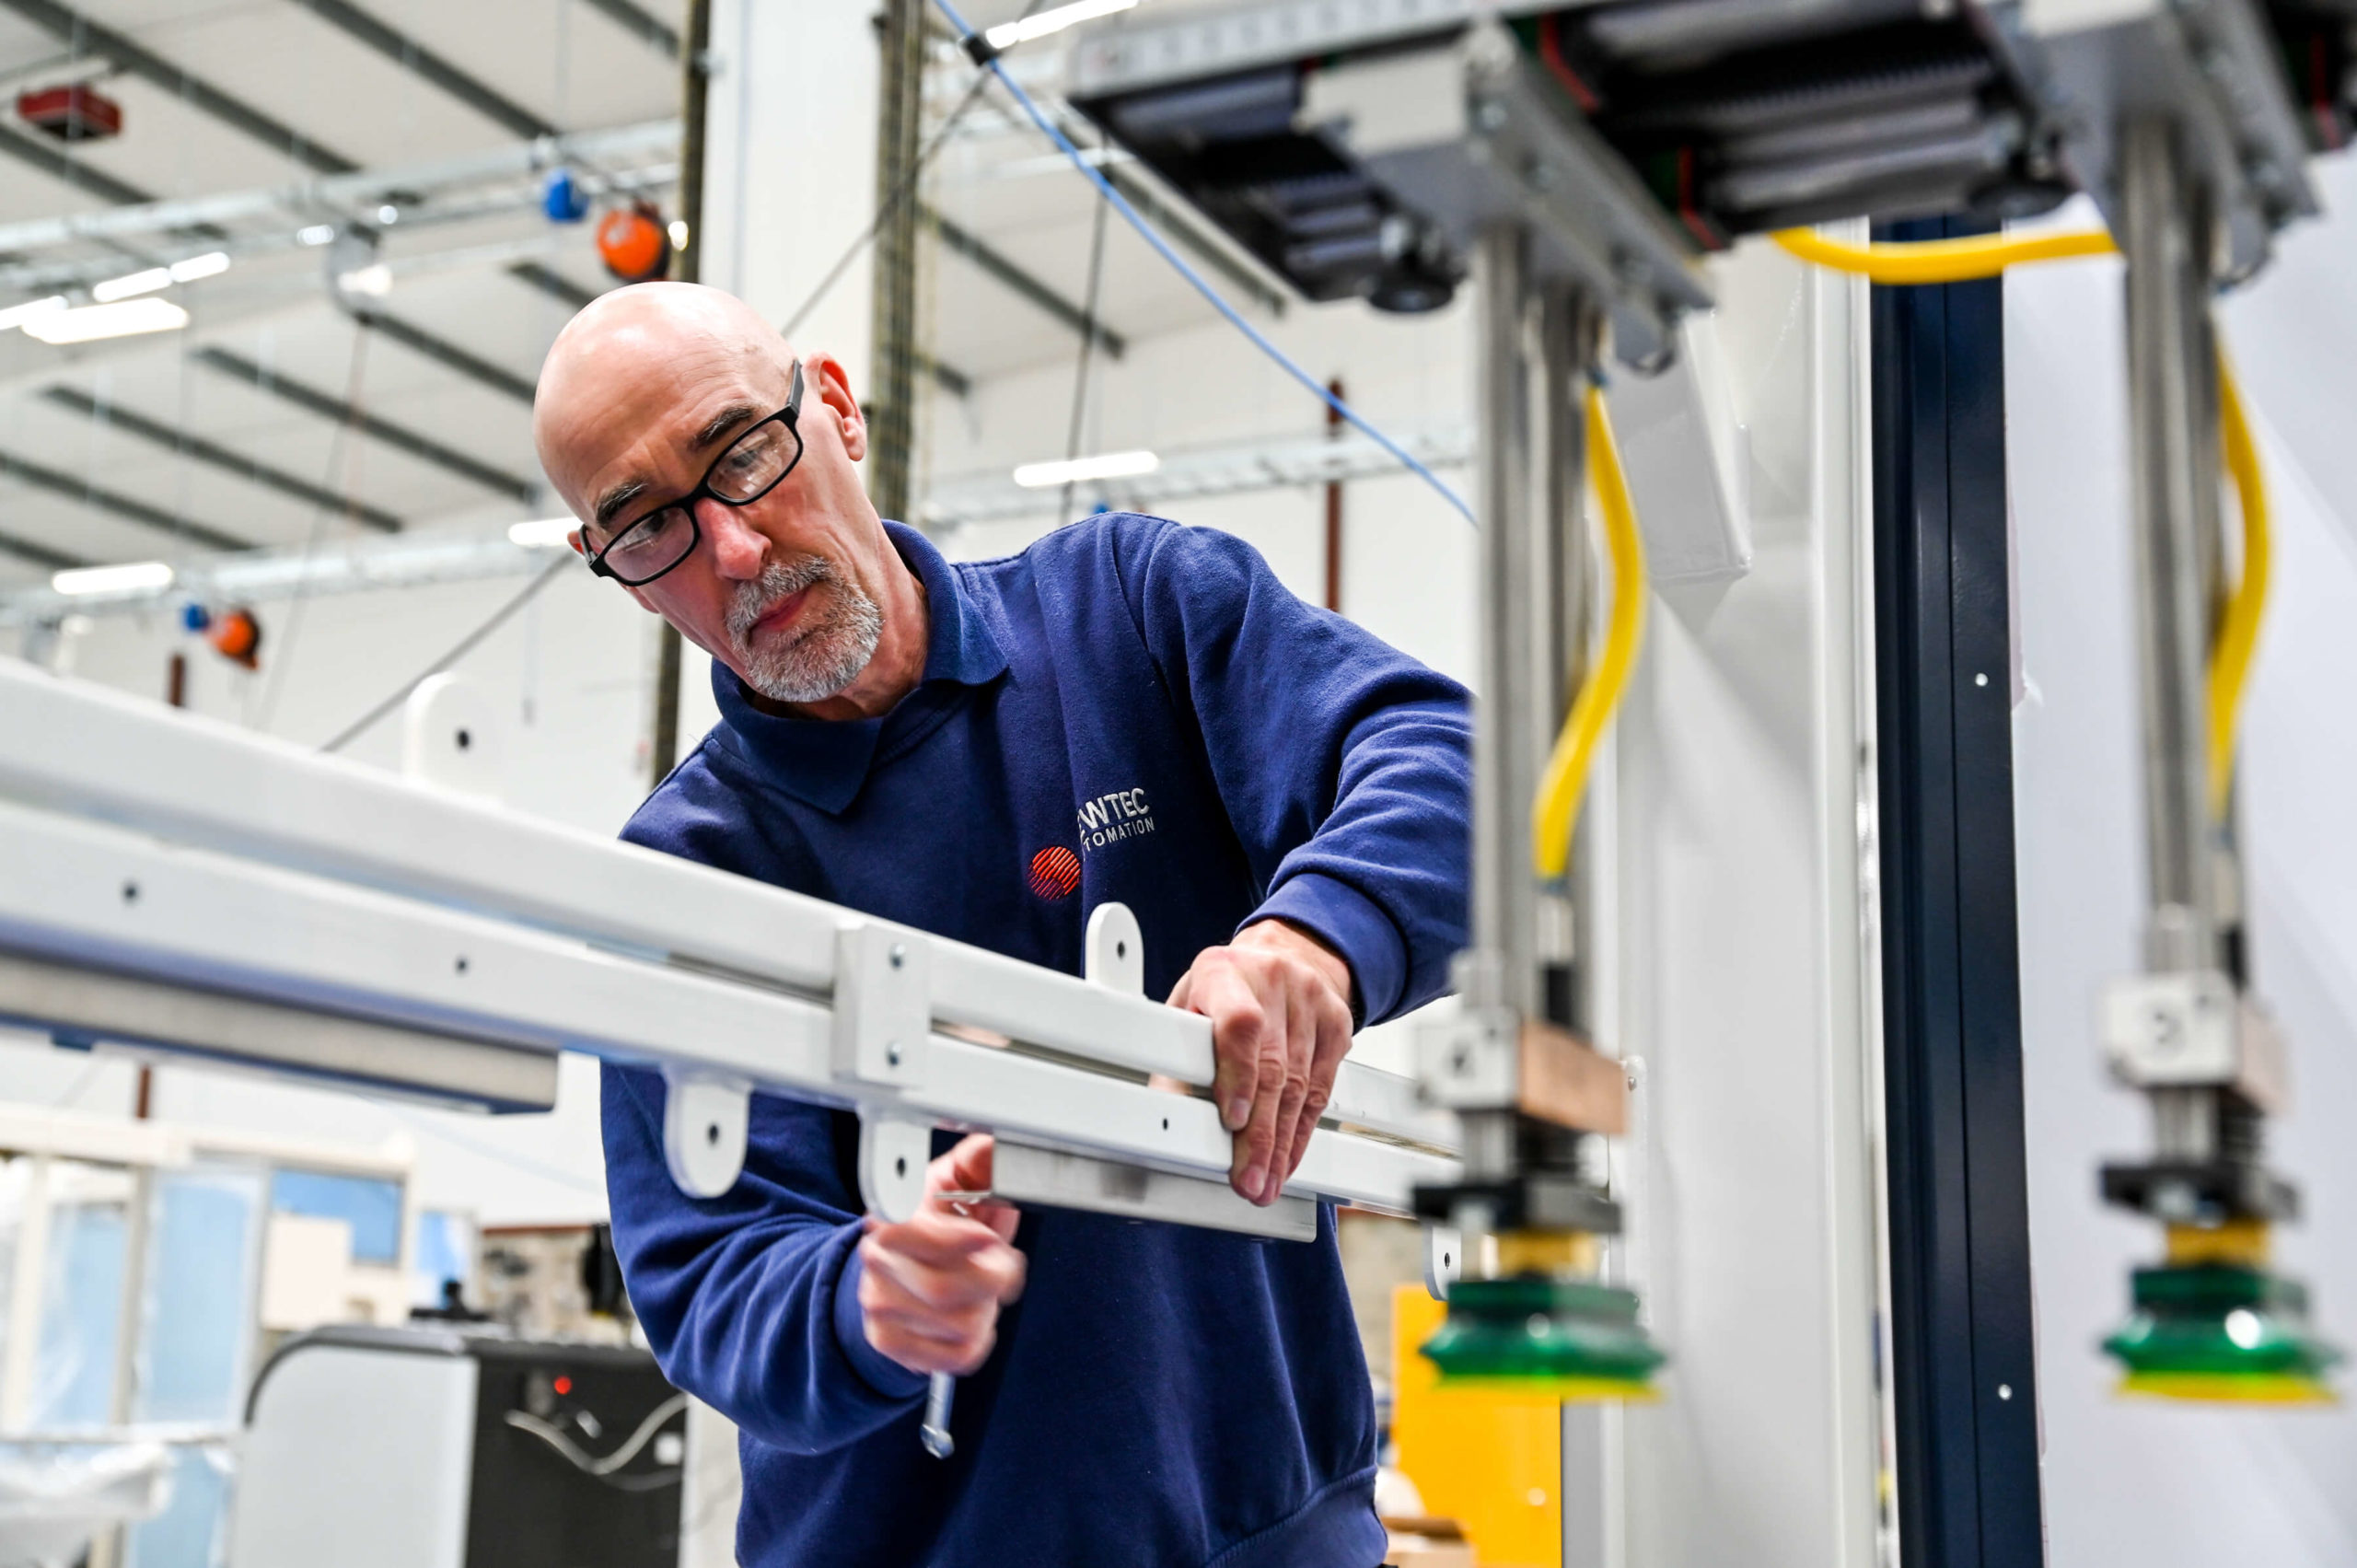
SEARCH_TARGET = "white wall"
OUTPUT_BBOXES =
[1604,239,1884,1568]
[2010,186,2357,1560]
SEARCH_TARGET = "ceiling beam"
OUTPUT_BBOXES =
[0,524,87,571]
[41,386,403,533]
[193,346,537,503]
[923,207,1124,359]
[359,312,536,404]
[0,446,252,552]
[0,0,359,176]
[0,119,153,208]
[581,0,681,58]
[283,0,557,141]
[506,261,598,310]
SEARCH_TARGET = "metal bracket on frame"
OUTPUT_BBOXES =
[833,922,931,1087]
[661,1067,753,1200]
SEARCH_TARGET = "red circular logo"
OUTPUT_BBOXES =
[1028,846,1081,900]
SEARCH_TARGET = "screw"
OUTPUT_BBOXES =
[121,881,139,903]
[455,956,469,974]
[889,944,906,969]
[705,1122,720,1146]
[886,1043,902,1068]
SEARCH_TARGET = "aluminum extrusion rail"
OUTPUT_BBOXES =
[0,661,1456,1231]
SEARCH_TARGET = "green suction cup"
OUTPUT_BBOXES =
[1419,1275,1666,1400]
[2105,1262,2341,1404]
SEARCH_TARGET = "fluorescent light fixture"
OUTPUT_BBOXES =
[336,264,393,298]
[91,266,171,303]
[24,297,191,344]
[52,560,173,596]
[507,517,577,549]
[986,0,1137,48]
[0,296,66,331]
[168,250,230,283]
[296,224,336,247]
[668,218,690,250]
[1011,448,1159,488]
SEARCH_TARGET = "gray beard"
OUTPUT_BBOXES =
[725,556,884,705]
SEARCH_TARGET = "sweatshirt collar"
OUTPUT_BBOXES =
[711,521,1007,813]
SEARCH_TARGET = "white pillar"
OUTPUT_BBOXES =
[701,0,880,390]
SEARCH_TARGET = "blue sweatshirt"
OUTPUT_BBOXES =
[604,514,1470,1568]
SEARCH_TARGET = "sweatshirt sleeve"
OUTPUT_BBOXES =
[600,1063,928,1454]
[1117,517,1471,1023]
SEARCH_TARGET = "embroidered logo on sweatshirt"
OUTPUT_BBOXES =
[1075,787,1156,854]
[1028,846,1082,900]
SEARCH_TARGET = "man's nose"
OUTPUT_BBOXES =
[700,499,768,579]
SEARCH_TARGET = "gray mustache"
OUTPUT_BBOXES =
[726,557,836,642]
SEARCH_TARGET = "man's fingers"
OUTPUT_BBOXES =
[860,1263,999,1376]
[862,1228,1027,1311]
[865,1211,1016,1270]
[1235,992,1291,1204]
[1261,981,1315,1204]
[1188,960,1266,1133]
[1285,985,1354,1186]
[931,1133,996,1200]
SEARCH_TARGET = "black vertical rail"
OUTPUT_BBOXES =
[1872,215,2046,1568]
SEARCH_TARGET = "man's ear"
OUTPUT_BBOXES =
[807,351,867,463]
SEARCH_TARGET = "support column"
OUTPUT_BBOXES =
[2120,118,2228,1164]
[1470,226,1541,1018]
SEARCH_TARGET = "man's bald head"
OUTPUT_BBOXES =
[534,282,796,519]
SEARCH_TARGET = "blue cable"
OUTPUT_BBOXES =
[932,0,1477,525]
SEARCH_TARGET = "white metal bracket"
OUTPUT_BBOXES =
[1417,1004,1518,1109]
[1422,1223,1463,1301]
[662,1068,752,1199]
[2104,969,2289,1113]
[1084,901,1145,995]
[859,1112,934,1224]
[833,923,929,1087]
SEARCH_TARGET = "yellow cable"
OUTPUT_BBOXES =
[2212,352,2270,817]
[1769,224,2267,815]
[1771,226,2117,285]
[1533,387,1646,880]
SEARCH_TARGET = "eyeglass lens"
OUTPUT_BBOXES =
[600,418,803,583]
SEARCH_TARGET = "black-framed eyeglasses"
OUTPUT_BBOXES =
[584,360,806,587]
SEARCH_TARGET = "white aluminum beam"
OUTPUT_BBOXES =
[0,663,1457,1217]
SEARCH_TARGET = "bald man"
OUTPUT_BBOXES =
[534,284,1470,1568]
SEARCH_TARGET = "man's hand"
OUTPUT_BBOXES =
[858,1134,1025,1376]
[1168,920,1355,1207]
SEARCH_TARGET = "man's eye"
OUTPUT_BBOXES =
[615,509,683,550]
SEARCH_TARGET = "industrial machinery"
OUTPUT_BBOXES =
[231,1326,685,1568]
[1063,0,2351,1407]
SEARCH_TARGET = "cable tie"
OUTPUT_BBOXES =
[960,31,1000,66]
